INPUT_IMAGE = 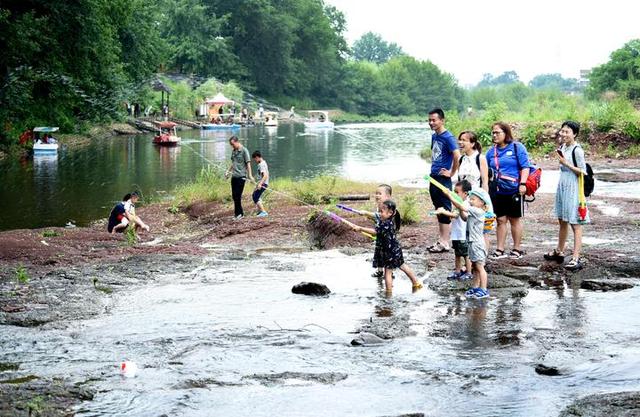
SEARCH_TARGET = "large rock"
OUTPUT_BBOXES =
[579,279,634,292]
[351,332,386,346]
[535,364,560,376]
[291,282,331,296]
[559,391,640,417]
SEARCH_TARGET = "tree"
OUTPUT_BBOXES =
[351,32,404,64]
[587,39,640,100]
[529,73,579,93]
[162,0,243,81]
[477,71,520,87]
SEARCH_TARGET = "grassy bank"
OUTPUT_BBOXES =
[171,170,425,224]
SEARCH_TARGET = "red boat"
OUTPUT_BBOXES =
[153,121,181,146]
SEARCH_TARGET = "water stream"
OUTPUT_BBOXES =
[2,249,640,416]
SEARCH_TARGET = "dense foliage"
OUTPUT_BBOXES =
[587,39,640,100]
[351,32,404,64]
[1,1,639,145]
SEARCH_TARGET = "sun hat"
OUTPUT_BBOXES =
[468,188,491,207]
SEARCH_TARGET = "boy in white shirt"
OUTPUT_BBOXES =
[435,180,472,280]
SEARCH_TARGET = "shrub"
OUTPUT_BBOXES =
[399,194,420,225]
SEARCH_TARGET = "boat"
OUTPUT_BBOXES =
[304,111,334,129]
[153,121,181,146]
[263,111,278,127]
[32,127,59,154]
[201,123,241,131]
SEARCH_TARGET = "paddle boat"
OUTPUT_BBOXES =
[153,121,181,146]
[264,111,278,127]
[200,120,241,131]
[32,127,59,154]
[304,111,334,129]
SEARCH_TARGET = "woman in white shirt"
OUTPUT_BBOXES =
[457,131,489,192]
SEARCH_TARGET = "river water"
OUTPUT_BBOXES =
[2,248,640,416]
[1,122,640,230]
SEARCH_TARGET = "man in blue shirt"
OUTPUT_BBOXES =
[427,108,461,253]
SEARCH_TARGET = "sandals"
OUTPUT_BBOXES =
[544,249,565,263]
[428,241,450,253]
[490,249,508,260]
[509,249,525,259]
[564,258,583,271]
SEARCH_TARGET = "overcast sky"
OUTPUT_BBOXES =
[325,0,640,86]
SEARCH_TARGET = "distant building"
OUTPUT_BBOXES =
[578,69,591,88]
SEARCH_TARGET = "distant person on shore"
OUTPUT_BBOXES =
[108,192,149,234]
[251,151,269,217]
[427,108,461,253]
[544,120,589,271]
[225,136,253,220]
[258,104,264,119]
[289,106,295,119]
[346,200,423,295]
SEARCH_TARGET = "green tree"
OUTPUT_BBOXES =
[529,73,579,93]
[587,39,640,100]
[477,70,520,87]
[351,32,404,64]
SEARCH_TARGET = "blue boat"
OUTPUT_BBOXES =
[201,123,241,131]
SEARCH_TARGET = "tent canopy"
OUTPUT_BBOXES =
[154,121,177,128]
[205,93,234,105]
[33,127,59,132]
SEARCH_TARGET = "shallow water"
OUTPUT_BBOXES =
[2,249,639,416]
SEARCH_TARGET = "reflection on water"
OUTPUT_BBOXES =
[1,250,639,416]
[0,123,430,230]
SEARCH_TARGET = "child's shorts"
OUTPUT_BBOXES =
[252,184,268,204]
[469,241,487,263]
[452,240,469,257]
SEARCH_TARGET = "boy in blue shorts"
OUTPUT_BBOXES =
[252,151,269,217]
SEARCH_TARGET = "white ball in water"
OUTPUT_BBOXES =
[120,361,138,378]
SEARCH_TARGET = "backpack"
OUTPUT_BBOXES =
[514,142,542,202]
[458,153,482,187]
[572,145,594,197]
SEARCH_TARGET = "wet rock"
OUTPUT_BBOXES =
[266,260,304,272]
[357,312,415,340]
[559,391,640,417]
[379,414,425,417]
[427,273,527,296]
[579,279,634,292]
[173,378,244,389]
[243,371,347,385]
[291,282,331,296]
[0,378,94,416]
[594,171,640,183]
[534,364,560,376]
[351,332,386,346]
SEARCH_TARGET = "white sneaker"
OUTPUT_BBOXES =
[234,214,244,220]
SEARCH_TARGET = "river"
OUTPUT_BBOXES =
[2,248,640,416]
[1,122,639,231]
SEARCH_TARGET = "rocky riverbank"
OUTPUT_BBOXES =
[1,179,640,415]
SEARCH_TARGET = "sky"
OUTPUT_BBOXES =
[325,0,640,86]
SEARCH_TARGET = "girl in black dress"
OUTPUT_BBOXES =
[350,200,423,294]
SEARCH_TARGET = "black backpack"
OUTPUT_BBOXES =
[572,146,594,197]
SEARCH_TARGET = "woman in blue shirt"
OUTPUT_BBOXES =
[485,122,530,260]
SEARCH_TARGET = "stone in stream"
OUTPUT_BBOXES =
[350,332,386,346]
[291,282,331,296]
[534,364,560,376]
[559,391,640,417]
[579,279,634,292]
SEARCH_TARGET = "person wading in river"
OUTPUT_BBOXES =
[427,108,461,253]
[225,136,253,220]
